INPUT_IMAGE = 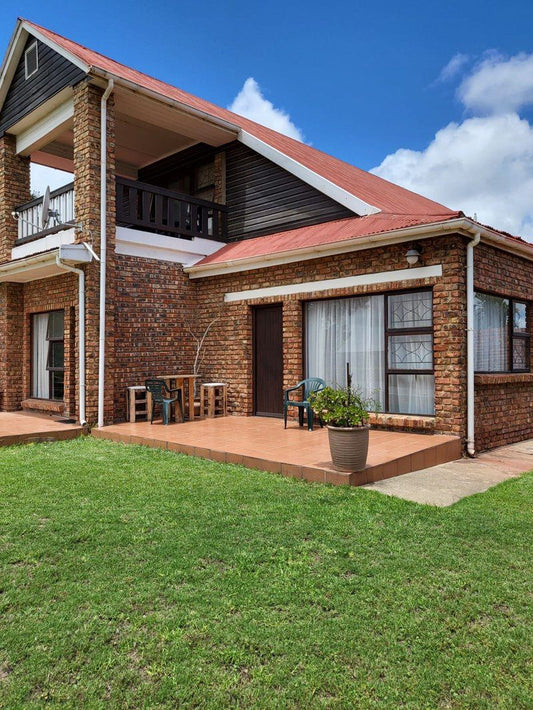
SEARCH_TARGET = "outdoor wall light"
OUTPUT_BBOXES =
[405,246,421,266]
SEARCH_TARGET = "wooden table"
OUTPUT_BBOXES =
[157,374,197,422]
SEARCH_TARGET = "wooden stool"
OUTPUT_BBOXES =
[126,386,148,422]
[200,383,227,418]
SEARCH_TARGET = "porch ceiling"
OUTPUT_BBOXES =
[28,84,238,177]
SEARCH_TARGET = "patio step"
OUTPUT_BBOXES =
[92,418,463,487]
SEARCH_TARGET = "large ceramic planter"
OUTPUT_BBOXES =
[327,425,369,472]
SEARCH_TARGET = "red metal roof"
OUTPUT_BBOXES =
[194,213,459,267]
[19,20,533,266]
[23,19,456,217]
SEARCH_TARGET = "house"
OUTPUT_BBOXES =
[0,18,531,455]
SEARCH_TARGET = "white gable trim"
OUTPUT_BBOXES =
[19,21,90,73]
[16,96,74,154]
[0,23,28,115]
[224,265,443,302]
[239,130,380,217]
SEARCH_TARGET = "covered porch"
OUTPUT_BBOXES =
[93,417,462,486]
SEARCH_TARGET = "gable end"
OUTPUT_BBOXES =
[0,35,86,134]
[225,142,354,241]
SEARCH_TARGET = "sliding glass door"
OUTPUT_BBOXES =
[305,290,434,415]
[32,311,65,401]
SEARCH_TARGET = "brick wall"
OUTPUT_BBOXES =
[192,235,468,439]
[0,133,30,264]
[473,243,533,450]
[73,81,116,423]
[112,254,195,421]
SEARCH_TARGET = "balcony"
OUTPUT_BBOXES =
[14,178,228,246]
[116,178,227,242]
[15,183,75,243]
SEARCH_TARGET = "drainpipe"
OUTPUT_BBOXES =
[97,79,114,428]
[55,256,87,425]
[466,231,481,456]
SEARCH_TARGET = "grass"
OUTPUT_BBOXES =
[0,438,532,709]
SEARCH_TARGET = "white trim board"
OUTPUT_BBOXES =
[224,265,443,302]
[11,228,76,261]
[16,97,74,155]
[115,226,224,265]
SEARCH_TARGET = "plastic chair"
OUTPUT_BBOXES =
[284,378,326,431]
[145,379,184,425]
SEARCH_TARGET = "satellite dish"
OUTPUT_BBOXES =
[41,186,51,230]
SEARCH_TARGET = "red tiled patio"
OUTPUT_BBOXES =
[93,417,462,486]
[0,411,84,446]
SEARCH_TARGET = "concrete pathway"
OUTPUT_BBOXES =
[363,439,533,506]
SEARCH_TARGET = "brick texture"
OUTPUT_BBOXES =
[473,243,533,450]
[193,235,468,439]
[0,133,30,264]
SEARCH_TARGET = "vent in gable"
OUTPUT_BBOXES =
[24,42,39,79]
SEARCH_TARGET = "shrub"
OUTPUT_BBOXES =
[309,386,379,428]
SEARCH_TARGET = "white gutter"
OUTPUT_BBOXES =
[185,216,533,278]
[466,231,481,457]
[97,79,114,428]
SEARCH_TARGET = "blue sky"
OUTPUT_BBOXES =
[2,0,533,237]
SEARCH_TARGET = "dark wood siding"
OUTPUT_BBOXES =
[139,143,216,187]
[0,36,86,134]
[225,142,353,240]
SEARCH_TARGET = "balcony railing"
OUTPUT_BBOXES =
[14,177,228,246]
[15,183,75,243]
[116,177,227,242]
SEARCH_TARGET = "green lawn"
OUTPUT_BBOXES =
[0,439,532,709]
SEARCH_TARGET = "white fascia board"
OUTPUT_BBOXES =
[239,130,380,216]
[16,97,74,155]
[115,226,225,265]
[224,265,443,302]
[11,228,76,261]
[20,21,90,73]
[0,249,59,282]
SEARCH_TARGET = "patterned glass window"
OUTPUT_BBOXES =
[385,290,434,415]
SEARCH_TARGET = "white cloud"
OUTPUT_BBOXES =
[371,53,533,239]
[438,53,469,82]
[458,51,533,114]
[31,164,72,197]
[372,114,533,237]
[229,77,304,142]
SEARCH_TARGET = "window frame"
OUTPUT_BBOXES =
[474,290,530,374]
[384,290,434,414]
[303,287,435,416]
[24,42,39,80]
[31,310,65,401]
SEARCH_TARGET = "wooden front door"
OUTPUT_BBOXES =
[253,304,283,416]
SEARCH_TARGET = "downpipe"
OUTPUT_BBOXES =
[466,231,480,457]
[55,255,87,426]
[97,79,114,428]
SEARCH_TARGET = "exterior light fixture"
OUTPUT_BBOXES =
[405,247,421,266]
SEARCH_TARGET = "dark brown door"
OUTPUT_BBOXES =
[253,304,283,416]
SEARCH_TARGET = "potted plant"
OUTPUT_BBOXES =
[309,385,379,472]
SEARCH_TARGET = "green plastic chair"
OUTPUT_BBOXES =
[284,378,326,431]
[145,379,184,425]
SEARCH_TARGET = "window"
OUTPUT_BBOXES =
[386,291,434,415]
[24,42,38,79]
[474,293,530,372]
[32,311,64,400]
[305,290,434,416]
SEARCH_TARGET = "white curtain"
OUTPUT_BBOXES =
[306,295,385,407]
[32,313,49,399]
[388,374,434,415]
[474,293,508,371]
